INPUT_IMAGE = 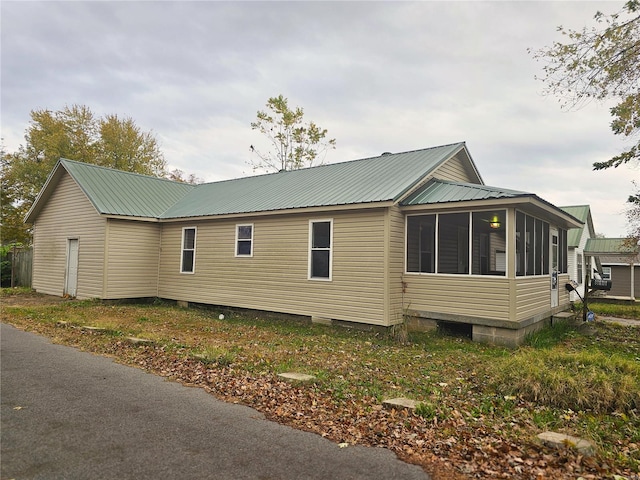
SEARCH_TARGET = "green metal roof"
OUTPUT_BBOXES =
[60,159,195,218]
[561,205,590,223]
[401,179,583,230]
[26,143,585,231]
[561,205,590,247]
[161,142,467,219]
[400,178,531,206]
[585,238,638,255]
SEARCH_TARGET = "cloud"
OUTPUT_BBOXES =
[1,0,635,237]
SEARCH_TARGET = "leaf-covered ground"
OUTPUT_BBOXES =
[2,293,639,480]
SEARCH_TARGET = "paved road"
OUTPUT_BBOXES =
[1,324,429,480]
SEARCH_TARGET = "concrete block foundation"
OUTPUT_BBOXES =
[405,316,438,332]
[472,320,546,348]
[311,316,332,326]
[406,309,569,347]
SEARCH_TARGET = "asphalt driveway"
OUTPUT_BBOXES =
[1,323,429,480]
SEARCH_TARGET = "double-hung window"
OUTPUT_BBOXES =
[577,253,583,284]
[236,224,253,257]
[309,219,332,280]
[181,227,196,273]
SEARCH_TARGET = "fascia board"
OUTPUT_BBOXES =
[394,143,468,205]
[458,143,484,185]
[103,215,160,223]
[24,160,64,224]
[400,195,583,229]
[399,196,533,212]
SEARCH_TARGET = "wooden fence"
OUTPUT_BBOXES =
[3,248,33,288]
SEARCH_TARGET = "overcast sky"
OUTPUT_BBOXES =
[1,1,636,237]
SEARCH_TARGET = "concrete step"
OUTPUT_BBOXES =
[277,372,316,382]
[551,311,575,325]
[537,431,595,456]
[382,397,418,411]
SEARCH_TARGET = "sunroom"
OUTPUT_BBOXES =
[398,179,582,346]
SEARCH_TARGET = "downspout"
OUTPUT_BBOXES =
[507,208,517,321]
[102,218,109,298]
[382,207,391,326]
[631,260,636,301]
[156,223,162,299]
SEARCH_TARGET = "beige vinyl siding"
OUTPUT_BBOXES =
[515,277,548,321]
[515,274,571,321]
[403,274,512,321]
[387,206,407,324]
[104,219,161,298]
[31,171,105,298]
[397,204,512,322]
[158,209,388,325]
[559,274,571,306]
[432,154,478,183]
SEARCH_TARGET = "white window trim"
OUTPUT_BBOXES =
[180,226,197,274]
[601,266,612,280]
[308,219,333,281]
[405,210,508,276]
[235,223,254,257]
[404,214,436,275]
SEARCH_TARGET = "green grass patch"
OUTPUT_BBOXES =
[0,286,33,296]
[525,321,576,348]
[491,348,640,414]
[575,301,640,320]
[415,401,441,421]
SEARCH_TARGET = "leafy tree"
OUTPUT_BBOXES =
[0,147,31,245]
[166,168,204,184]
[97,114,165,175]
[1,105,167,245]
[531,1,640,169]
[250,95,336,172]
[626,182,640,240]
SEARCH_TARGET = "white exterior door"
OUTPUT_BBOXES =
[550,228,559,308]
[65,238,79,297]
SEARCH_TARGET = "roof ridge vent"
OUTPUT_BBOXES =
[381,152,393,156]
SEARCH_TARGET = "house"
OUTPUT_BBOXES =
[25,142,582,346]
[560,205,598,302]
[584,238,639,301]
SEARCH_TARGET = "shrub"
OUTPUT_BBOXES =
[0,252,11,287]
